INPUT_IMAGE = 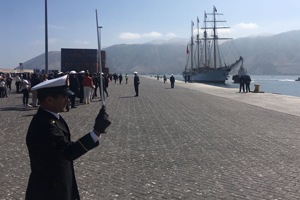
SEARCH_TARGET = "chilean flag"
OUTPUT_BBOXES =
[186,46,189,55]
[214,7,217,12]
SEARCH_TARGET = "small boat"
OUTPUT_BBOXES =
[295,77,300,81]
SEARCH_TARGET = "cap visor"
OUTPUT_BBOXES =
[62,89,75,96]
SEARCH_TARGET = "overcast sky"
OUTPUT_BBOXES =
[1,0,300,69]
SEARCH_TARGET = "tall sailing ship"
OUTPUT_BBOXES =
[182,6,243,83]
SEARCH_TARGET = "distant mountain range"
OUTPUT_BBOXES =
[18,30,300,75]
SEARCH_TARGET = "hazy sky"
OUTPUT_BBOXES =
[1,0,300,69]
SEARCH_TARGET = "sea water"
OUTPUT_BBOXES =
[147,75,300,98]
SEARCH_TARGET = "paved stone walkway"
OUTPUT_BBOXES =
[1,76,300,199]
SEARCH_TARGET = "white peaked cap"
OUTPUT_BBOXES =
[70,70,76,75]
[134,71,138,74]
[79,70,85,74]
[31,75,74,96]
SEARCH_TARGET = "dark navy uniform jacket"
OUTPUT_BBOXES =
[134,75,140,86]
[25,108,99,200]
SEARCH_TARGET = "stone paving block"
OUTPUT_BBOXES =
[2,77,300,199]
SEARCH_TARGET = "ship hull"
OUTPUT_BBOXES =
[182,68,230,83]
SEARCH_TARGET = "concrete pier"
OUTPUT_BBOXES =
[1,76,300,199]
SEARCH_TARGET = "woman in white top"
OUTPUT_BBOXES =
[20,79,31,107]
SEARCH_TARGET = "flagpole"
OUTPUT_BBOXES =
[95,9,104,107]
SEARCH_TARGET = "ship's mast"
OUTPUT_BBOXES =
[202,6,231,69]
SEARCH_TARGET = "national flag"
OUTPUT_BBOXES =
[186,46,189,55]
[205,13,207,18]
[192,21,194,26]
[214,7,217,12]
[197,17,199,23]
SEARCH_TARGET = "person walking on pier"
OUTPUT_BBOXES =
[113,73,118,84]
[99,73,108,101]
[119,73,123,84]
[184,75,187,83]
[15,74,21,93]
[77,71,84,103]
[82,72,93,104]
[163,75,167,83]
[93,73,98,97]
[30,73,41,107]
[239,75,245,93]
[245,75,251,93]
[25,75,111,200]
[69,71,80,108]
[6,73,12,91]
[170,74,175,88]
[20,79,31,107]
[125,74,128,84]
[134,71,140,97]
[0,77,6,98]
[187,75,190,83]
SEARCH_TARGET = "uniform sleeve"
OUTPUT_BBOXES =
[45,122,99,161]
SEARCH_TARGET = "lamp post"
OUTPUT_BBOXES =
[96,9,104,106]
[45,0,48,74]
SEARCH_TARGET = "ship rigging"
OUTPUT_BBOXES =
[183,5,243,83]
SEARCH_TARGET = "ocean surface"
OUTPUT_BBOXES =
[144,75,300,98]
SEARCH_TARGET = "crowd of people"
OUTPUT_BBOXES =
[0,71,139,109]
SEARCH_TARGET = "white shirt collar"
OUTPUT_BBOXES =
[43,108,60,119]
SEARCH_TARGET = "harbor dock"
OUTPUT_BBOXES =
[1,76,300,199]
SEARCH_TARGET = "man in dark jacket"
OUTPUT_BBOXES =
[245,75,251,93]
[119,73,123,84]
[77,71,84,103]
[239,75,245,93]
[30,73,41,107]
[25,75,111,200]
[93,73,99,97]
[170,74,175,88]
[69,71,80,108]
[134,72,140,97]
[99,73,107,101]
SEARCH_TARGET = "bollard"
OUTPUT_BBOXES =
[254,84,260,93]
[191,78,194,83]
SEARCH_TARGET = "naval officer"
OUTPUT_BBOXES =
[25,75,111,200]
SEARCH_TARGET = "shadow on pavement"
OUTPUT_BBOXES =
[23,114,35,117]
[120,96,136,98]
[0,107,35,112]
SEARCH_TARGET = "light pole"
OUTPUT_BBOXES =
[45,0,48,74]
[96,9,104,106]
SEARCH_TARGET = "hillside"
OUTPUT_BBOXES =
[18,30,300,75]
[15,51,61,71]
[230,30,300,74]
